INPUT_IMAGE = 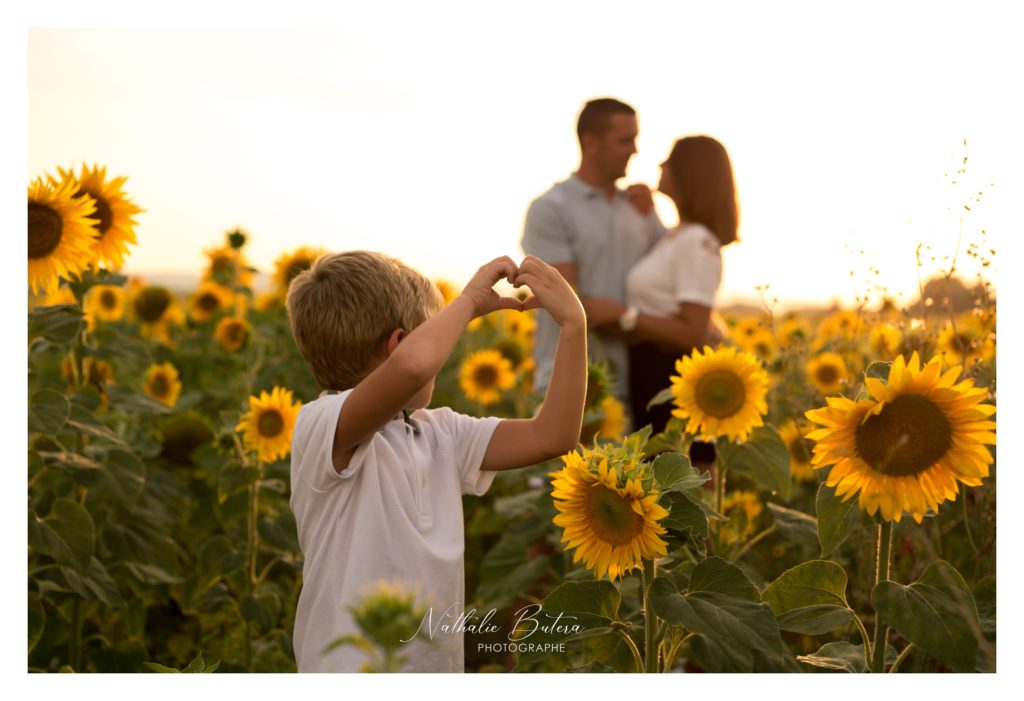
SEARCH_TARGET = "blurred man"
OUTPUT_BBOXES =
[521,97,666,407]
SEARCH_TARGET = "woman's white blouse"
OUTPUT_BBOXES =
[625,222,722,316]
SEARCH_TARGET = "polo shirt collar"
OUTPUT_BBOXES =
[568,172,625,201]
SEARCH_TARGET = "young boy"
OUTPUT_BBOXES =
[285,251,586,672]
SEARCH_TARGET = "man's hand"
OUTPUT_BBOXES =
[513,256,585,329]
[582,296,626,327]
[457,256,525,318]
[626,183,654,216]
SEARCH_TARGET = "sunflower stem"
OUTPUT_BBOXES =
[960,491,980,556]
[730,524,777,562]
[641,559,658,672]
[889,643,914,673]
[617,628,644,673]
[870,520,894,672]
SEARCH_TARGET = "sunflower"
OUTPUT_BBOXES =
[502,309,537,345]
[748,329,779,364]
[27,176,99,295]
[720,490,763,545]
[459,349,515,405]
[38,285,78,308]
[203,243,255,289]
[813,309,861,349]
[236,386,302,462]
[215,315,251,352]
[778,317,811,347]
[434,279,459,306]
[83,284,125,324]
[936,315,994,368]
[131,284,184,344]
[806,353,848,395]
[494,335,528,370]
[731,317,765,346]
[869,322,903,359]
[669,345,769,441]
[273,246,326,296]
[805,352,996,523]
[779,419,816,482]
[189,281,234,323]
[597,395,627,441]
[549,449,669,580]
[54,164,142,270]
[143,362,182,408]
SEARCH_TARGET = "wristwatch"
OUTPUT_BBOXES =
[618,305,639,332]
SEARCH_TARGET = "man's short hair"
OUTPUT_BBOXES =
[285,251,443,391]
[576,98,636,145]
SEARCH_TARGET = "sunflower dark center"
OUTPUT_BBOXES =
[134,287,172,322]
[586,484,645,546]
[473,364,499,387]
[150,375,168,396]
[100,289,118,309]
[258,410,284,438]
[495,338,524,367]
[694,369,746,418]
[789,437,811,463]
[76,189,113,235]
[225,322,244,343]
[855,394,954,477]
[286,258,314,286]
[197,292,220,311]
[816,364,840,385]
[28,203,64,259]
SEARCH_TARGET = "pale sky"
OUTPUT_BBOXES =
[26,3,1018,310]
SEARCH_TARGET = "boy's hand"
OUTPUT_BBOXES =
[459,256,525,318]
[513,256,585,329]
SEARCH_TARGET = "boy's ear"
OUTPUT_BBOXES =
[384,328,406,356]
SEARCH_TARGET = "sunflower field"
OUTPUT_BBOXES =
[27,165,996,673]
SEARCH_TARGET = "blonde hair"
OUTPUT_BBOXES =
[285,251,443,391]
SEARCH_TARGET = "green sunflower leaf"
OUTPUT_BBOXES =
[688,556,759,602]
[29,303,84,349]
[652,452,709,493]
[766,502,819,547]
[28,594,45,654]
[717,427,792,501]
[864,361,892,382]
[29,499,95,573]
[798,641,896,673]
[29,389,70,437]
[661,491,709,542]
[815,482,864,558]
[646,387,675,409]
[762,560,853,635]
[872,560,982,673]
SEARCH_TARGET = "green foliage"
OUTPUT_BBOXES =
[872,560,983,672]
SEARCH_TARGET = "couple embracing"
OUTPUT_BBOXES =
[522,97,739,441]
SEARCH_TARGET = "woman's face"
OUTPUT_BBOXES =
[657,159,676,201]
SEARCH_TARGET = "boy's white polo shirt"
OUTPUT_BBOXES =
[289,389,501,672]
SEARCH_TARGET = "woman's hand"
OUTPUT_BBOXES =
[582,296,627,327]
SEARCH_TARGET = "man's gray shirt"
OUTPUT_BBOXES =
[521,173,667,402]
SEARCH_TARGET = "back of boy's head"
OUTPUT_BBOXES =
[285,251,444,391]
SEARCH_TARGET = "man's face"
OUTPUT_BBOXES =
[590,113,638,181]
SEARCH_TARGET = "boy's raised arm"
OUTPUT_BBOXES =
[481,257,588,472]
[331,257,523,473]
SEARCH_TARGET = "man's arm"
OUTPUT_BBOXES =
[481,258,587,471]
[332,258,521,473]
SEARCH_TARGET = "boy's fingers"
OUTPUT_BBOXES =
[521,295,542,311]
[493,296,525,312]
[512,272,543,290]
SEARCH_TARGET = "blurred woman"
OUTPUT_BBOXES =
[582,135,739,436]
